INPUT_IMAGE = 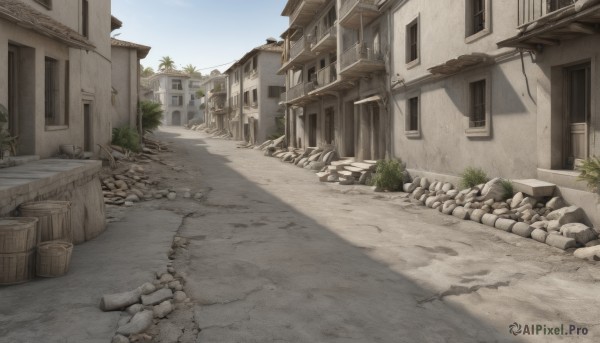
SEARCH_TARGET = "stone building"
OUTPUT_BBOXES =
[110,38,151,130]
[199,72,228,132]
[225,40,285,143]
[390,0,600,225]
[147,71,203,126]
[0,0,116,157]
[280,0,395,160]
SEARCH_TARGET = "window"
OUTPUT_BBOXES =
[172,79,182,90]
[465,0,491,42]
[243,91,250,106]
[465,74,491,137]
[233,70,240,84]
[548,0,574,12]
[82,0,89,38]
[406,16,419,67]
[171,95,183,106]
[406,96,420,136]
[268,86,286,98]
[252,89,258,107]
[189,81,201,88]
[307,66,316,82]
[35,0,52,9]
[45,57,59,125]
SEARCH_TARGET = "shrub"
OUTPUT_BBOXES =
[460,167,489,189]
[577,156,600,193]
[369,159,405,191]
[267,116,285,141]
[500,179,514,199]
[140,101,163,134]
[112,127,140,152]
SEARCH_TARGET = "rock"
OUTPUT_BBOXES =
[141,288,173,306]
[446,189,459,198]
[452,206,469,220]
[168,280,183,291]
[411,187,425,200]
[358,172,371,185]
[493,208,510,216]
[153,300,174,319]
[477,178,505,202]
[126,304,144,315]
[546,197,566,211]
[545,235,576,250]
[411,177,421,189]
[160,273,174,283]
[118,314,132,327]
[432,202,442,209]
[115,180,129,190]
[547,206,584,225]
[585,240,600,247]
[531,229,548,243]
[495,218,516,232]
[339,176,355,185]
[560,223,597,245]
[481,214,498,227]
[420,177,430,189]
[510,192,524,209]
[154,193,163,199]
[531,221,548,230]
[117,310,153,335]
[547,220,561,232]
[512,222,534,238]
[327,174,339,183]
[124,201,134,207]
[173,291,187,303]
[470,209,486,223]
[138,282,156,295]
[429,181,438,192]
[167,192,177,200]
[100,289,142,312]
[125,194,140,203]
[442,201,457,215]
[519,197,537,208]
[425,196,439,208]
[309,161,326,170]
[403,183,417,193]
[112,334,130,343]
[574,246,600,261]
[442,183,453,193]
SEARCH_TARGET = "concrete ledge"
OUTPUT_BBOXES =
[512,179,556,197]
[537,168,587,191]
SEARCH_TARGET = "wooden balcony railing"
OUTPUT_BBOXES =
[341,42,383,69]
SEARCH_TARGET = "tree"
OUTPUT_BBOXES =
[139,101,164,134]
[158,56,176,71]
[183,64,200,76]
[141,65,155,77]
[196,89,205,98]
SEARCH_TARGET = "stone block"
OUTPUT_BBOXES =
[574,246,600,261]
[481,214,498,227]
[512,179,556,197]
[512,222,534,238]
[495,218,516,232]
[560,223,598,245]
[531,229,548,243]
[452,206,470,220]
[545,235,576,250]
[470,209,486,223]
[547,206,584,225]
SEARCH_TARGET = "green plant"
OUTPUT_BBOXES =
[139,101,164,134]
[112,127,140,152]
[500,179,514,199]
[577,156,600,192]
[368,159,405,191]
[267,116,285,140]
[460,167,489,189]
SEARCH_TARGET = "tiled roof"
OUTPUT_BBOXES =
[111,15,122,31]
[111,38,151,59]
[0,0,95,50]
[224,41,284,74]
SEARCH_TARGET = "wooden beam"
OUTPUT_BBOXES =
[555,22,597,34]
[529,37,560,45]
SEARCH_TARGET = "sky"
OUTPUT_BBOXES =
[112,0,289,74]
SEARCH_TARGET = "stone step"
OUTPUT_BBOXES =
[512,179,556,197]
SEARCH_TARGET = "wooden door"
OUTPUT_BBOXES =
[565,63,590,169]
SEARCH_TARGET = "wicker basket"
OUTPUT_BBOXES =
[0,250,36,285]
[20,201,72,244]
[0,217,38,254]
[36,240,73,278]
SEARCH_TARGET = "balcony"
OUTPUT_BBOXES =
[339,0,379,28]
[287,82,317,105]
[290,35,315,64]
[287,0,327,28]
[210,105,229,115]
[311,23,337,53]
[499,0,600,49]
[339,42,385,78]
[279,91,287,105]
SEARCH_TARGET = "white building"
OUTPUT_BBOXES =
[147,71,203,126]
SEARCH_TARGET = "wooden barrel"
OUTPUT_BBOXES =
[0,217,38,254]
[0,250,36,285]
[36,241,73,278]
[20,201,72,244]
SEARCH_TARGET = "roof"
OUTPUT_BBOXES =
[224,41,284,74]
[148,70,191,80]
[111,38,151,59]
[111,15,122,31]
[0,0,94,50]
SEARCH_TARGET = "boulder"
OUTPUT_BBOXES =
[138,282,156,295]
[531,229,548,243]
[141,288,173,306]
[117,311,153,335]
[403,183,417,193]
[547,220,561,232]
[446,190,459,198]
[100,289,142,312]
[442,201,457,215]
[469,209,486,223]
[478,178,505,202]
[153,300,174,319]
[452,207,470,220]
[481,214,498,227]
[420,177,430,189]
[126,304,144,316]
[512,222,534,238]
[560,223,598,245]
[585,240,600,247]
[531,221,548,230]
[442,183,454,193]
[574,246,600,261]
[495,218,516,232]
[510,192,524,209]
[546,197,566,211]
[173,291,187,303]
[327,174,339,183]
[545,235,576,250]
[339,176,355,186]
[425,196,439,208]
[547,206,585,225]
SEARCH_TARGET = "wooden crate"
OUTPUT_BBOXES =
[36,241,73,278]
[0,250,36,285]
[0,217,38,254]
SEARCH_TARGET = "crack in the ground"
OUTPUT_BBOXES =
[417,281,511,304]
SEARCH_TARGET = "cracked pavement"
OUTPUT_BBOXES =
[151,127,600,343]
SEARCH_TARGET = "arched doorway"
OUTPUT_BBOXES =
[172,111,181,126]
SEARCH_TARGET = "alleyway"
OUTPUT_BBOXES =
[155,127,599,343]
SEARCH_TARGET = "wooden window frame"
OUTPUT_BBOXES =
[405,92,421,138]
[405,15,420,69]
[465,0,492,43]
[465,73,491,137]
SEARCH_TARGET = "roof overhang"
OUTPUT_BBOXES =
[0,0,95,50]
[428,53,490,76]
[498,1,600,50]
[354,95,381,105]
[111,15,123,32]
[111,38,151,59]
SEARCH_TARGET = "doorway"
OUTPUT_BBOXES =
[8,45,18,140]
[564,63,590,169]
[344,101,355,157]
[83,103,92,152]
[308,113,317,147]
[172,111,181,126]
[324,107,334,145]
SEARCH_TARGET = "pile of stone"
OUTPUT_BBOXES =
[316,160,378,186]
[186,124,232,139]
[102,240,191,343]
[257,136,341,172]
[101,164,158,206]
[401,176,599,259]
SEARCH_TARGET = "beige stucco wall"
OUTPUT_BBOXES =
[256,52,285,143]
[111,46,138,129]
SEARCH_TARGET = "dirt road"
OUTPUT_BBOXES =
[151,127,600,343]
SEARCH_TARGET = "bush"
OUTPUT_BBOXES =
[267,116,285,141]
[500,179,514,199]
[112,127,140,152]
[577,156,600,193]
[460,167,489,189]
[369,159,405,191]
[140,101,163,134]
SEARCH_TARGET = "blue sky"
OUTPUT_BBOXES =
[112,0,288,73]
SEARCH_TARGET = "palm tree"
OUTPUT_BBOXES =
[141,65,155,77]
[158,56,176,71]
[183,64,200,76]
[139,101,164,134]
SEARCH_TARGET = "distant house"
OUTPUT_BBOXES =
[0,0,115,157]
[110,38,151,130]
[147,71,203,126]
[224,39,285,143]
[198,72,228,132]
